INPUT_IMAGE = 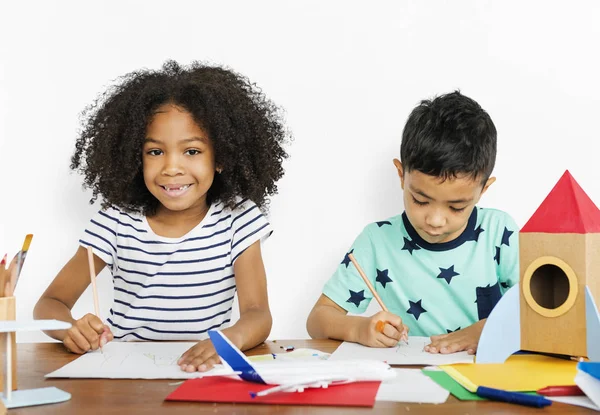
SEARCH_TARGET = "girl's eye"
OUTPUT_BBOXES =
[411,196,428,206]
[146,149,162,156]
[186,149,201,156]
[450,206,467,213]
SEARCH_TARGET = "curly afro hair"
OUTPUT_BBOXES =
[71,60,290,215]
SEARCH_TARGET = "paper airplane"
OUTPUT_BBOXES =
[208,330,395,397]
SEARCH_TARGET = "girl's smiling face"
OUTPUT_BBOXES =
[143,104,217,216]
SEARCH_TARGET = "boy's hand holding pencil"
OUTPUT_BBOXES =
[356,310,409,347]
[348,253,409,348]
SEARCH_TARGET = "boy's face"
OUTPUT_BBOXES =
[393,159,495,244]
[143,104,218,215]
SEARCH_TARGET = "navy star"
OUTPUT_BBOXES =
[341,249,354,268]
[501,227,514,246]
[468,225,485,242]
[446,327,461,333]
[376,221,392,227]
[493,246,501,265]
[401,237,421,255]
[437,265,460,284]
[407,299,427,320]
[375,269,393,288]
[347,289,366,307]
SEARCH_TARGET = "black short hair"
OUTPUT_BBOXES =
[400,91,496,183]
[71,60,290,214]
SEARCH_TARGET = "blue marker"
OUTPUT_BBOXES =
[476,386,552,408]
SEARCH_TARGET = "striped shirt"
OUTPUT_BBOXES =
[79,198,272,342]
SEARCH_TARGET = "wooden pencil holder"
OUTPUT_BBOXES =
[0,297,17,391]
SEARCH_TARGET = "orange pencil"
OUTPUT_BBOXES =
[348,253,408,344]
[87,246,104,353]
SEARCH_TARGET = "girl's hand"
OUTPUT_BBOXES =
[356,311,408,347]
[178,339,221,372]
[425,319,486,355]
[64,313,113,354]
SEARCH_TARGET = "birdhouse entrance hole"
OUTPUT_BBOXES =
[522,256,578,318]
[529,264,568,309]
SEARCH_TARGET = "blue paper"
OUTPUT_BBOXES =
[578,362,600,381]
[585,287,600,362]
[476,285,520,363]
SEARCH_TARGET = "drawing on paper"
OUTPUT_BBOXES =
[45,342,233,379]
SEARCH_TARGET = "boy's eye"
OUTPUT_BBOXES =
[146,149,163,156]
[185,149,201,156]
[450,206,467,213]
[411,196,428,206]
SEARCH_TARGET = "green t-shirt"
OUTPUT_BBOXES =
[322,207,519,337]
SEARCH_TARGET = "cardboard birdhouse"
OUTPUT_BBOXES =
[477,170,600,363]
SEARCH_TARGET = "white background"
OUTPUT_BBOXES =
[1,1,599,342]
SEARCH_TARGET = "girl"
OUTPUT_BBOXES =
[34,61,289,372]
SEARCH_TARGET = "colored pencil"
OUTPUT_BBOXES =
[348,253,408,343]
[537,385,584,396]
[87,246,104,353]
[15,234,33,284]
[0,254,7,297]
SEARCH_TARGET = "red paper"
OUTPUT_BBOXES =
[166,377,380,407]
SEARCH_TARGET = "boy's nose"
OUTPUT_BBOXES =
[425,212,446,228]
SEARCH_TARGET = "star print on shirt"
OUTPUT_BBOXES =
[494,246,501,265]
[376,269,392,288]
[376,221,392,227]
[347,289,366,307]
[341,249,354,268]
[401,237,421,255]
[446,327,461,333]
[407,299,427,320]
[501,227,514,246]
[468,225,485,242]
[437,265,460,284]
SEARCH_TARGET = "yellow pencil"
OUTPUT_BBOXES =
[348,253,408,344]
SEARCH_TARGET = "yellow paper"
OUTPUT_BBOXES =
[439,354,577,392]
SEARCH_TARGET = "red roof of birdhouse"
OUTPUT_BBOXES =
[521,170,600,233]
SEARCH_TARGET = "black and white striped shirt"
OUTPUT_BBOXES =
[79,198,272,341]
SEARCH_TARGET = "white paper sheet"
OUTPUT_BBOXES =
[575,370,600,411]
[550,396,600,411]
[45,342,232,379]
[375,368,449,403]
[329,336,474,365]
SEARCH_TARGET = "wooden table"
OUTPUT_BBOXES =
[10,340,594,414]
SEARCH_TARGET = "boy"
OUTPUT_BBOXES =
[307,91,518,355]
